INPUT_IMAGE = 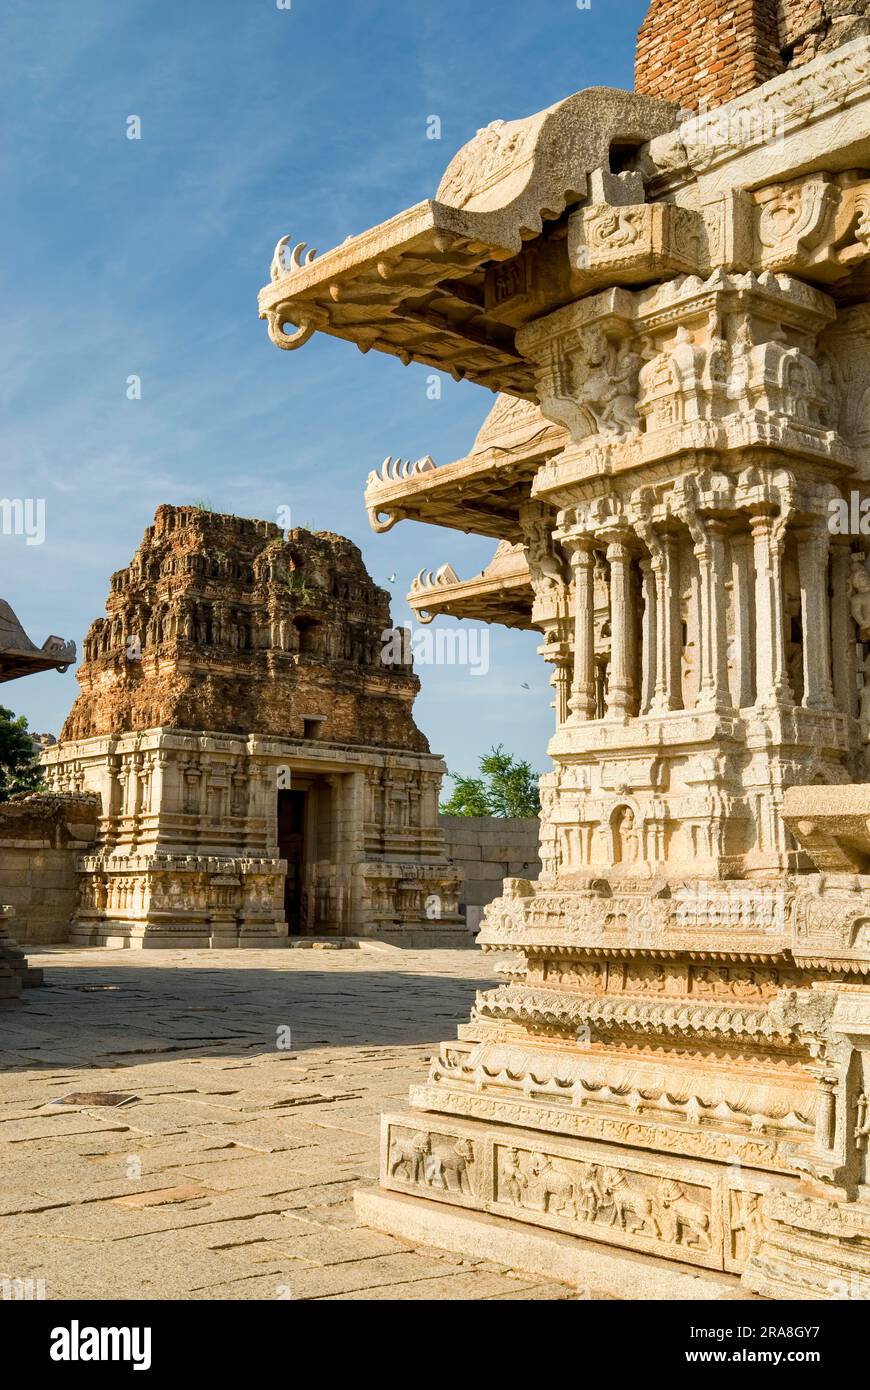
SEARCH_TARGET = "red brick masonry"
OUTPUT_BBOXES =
[635,0,870,110]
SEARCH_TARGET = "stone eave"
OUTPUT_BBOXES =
[0,600,75,684]
[258,199,534,394]
[258,87,677,389]
[365,424,565,541]
[408,544,534,631]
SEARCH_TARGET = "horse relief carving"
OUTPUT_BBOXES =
[389,1130,476,1196]
[497,1147,712,1252]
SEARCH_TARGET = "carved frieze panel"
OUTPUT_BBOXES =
[409,1082,797,1171]
[492,1141,716,1262]
[517,271,841,472]
[751,173,870,285]
[384,1122,479,1202]
[792,887,870,968]
[381,1112,729,1269]
[427,1033,815,1145]
[477,881,794,957]
[568,202,705,295]
[819,304,870,468]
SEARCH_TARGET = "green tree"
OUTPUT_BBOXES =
[440,744,540,818]
[440,772,491,818]
[0,705,43,803]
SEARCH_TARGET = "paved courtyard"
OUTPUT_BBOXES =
[0,944,573,1301]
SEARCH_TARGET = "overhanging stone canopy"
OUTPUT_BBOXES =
[374,396,565,632]
[261,33,870,1298]
[365,396,566,542]
[409,541,534,632]
[258,89,678,393]
[0,599,75,683]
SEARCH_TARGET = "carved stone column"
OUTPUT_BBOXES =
[652,534,683,712]
[551,648,572,726]
[812,1068,839,1155]
[147,752,169,840]
[567,540,596,720]
[751,510,792,709]
[730,530,755,708]
[830,541,858,718]
[639,556,656,714]
[605,538,634,716]
[694,521,731,713]
[796,521,834,709]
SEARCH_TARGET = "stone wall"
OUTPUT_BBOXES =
[439,816,541,931]
[0,795,99,944]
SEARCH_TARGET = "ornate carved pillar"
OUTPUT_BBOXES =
[812,1069,838,1154]
[751,510,792,709]
[149,753,168,825]
[639,556,656,714]
[796,521,834,709]
[604,538,634,716]
[548,649,572,726]
[694,521,731,713]
[567,539,596,720]
[830,541,858,718]
[730,530,755,708]
[652,534,683,712]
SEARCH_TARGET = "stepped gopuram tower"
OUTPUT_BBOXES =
[258,7,870,1295]
[43,505,463,948]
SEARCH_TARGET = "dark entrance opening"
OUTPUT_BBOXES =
[277,789,306,932]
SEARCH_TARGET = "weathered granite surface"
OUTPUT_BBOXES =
[261,20,870,1297]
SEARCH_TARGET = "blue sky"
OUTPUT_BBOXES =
[1,0,648,783]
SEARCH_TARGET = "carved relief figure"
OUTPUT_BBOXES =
[530,1154,577,1216]
[389,1130,431,1184]
[431,1137,476,1194]
[658,1180,711,1250]
[608,1169,663,1239]
[572,329,643,436]
[502,1148,529,1206]
[612,805,640,866]
[590,206,643,250]
[730,1190,764,1262]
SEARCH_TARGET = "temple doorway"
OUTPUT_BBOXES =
[277,789,306,933]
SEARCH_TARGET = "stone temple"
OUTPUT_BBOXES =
[258,1,870,1297]
[43,504,463,947]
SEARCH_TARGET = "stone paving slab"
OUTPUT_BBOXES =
[0,946,573,1301]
